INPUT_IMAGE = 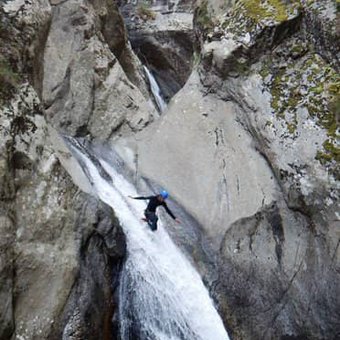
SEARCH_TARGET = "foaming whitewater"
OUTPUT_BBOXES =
[143,66,167,113]
[66,138,229,340]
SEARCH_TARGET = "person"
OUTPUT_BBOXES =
[128,190,180,231]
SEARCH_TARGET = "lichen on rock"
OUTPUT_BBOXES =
[234,0,300,25]
[184,0,340,338]
[257,35,339,177]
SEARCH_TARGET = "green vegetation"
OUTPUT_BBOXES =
[240,0,290,22]
[259,62,271,79]
[323,139,340,160]
[269,67,301,126]
[329,97,340,133]
[217,0,338,170]
[195,0,214,31]
[258,40,339,169]
[291,44,306,55]
[192,51,201,66]
[327,74,340,135]
[233,58,251,76]
[0,59,19,103]
[287,122,297,134]
[137,3,156,21]
[316,71,340,168]
[229,0,302,27]
[266,51,339,141]
[219,0,302,45]
[316,139,340,165]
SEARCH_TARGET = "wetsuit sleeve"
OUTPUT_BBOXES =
[132,196,154,200]
[163,202,176,219]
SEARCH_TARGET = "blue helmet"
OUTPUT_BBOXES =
[160,190,169,199]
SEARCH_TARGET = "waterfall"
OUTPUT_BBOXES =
[66,138,230,340]
[143,66,167,113]
[172,0,181,12]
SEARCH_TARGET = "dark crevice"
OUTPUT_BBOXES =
[268,204,285,266]
[118,2,195,104]
[263,260,304,339]
[130,31,195,103]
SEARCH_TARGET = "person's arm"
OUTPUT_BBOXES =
[128,195,153,200]
[163,202,176,220]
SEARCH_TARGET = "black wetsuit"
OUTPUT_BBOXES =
[132,195,176,231]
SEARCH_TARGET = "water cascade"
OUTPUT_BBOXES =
[66,138,230,340]
[143,66,167,113]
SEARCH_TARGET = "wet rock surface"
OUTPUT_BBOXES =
[55,196,125,340]
[0,2,127,339]
[119,0,195,102]
[130,29,195,102]
[115,0,339,339]
[1,0,339,339]
[0,81,126,340]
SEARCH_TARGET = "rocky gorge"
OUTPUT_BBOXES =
[0,0,339,339]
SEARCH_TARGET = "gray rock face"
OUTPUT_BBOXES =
[216,203,340,340]
[116,71,278,239]
[120,1,195,102]
[195,0,339,217]
[114,0,340,339]
[301,0,339,67]
[0,81,126,340]
[0,2,127,339]
[130,29,195,102]
[0,4,52,334]
[54,195,125,340]
[0,216,14,340]
[1,0,52,98]
[42,0,156,138]
[1,0,339,339]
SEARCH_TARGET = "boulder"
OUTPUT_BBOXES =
[42,0,155,138]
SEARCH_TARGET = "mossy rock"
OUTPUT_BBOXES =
[258,40,339,172]
[136,3,156,21]
[236,0,301,24]
[0,59,19,102]
[266,51,339,139]
[241,0,289,22]
[195,0,214,32]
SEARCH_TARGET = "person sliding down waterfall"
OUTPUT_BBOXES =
[128,190,180,231]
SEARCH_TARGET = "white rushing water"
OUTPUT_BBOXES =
[172,0,181,12]
[143,66,167,113]
[67,139,229,340]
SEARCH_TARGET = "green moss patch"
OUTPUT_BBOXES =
[316,139,340,166]
[241,0,291,22]
[264,51,335,122]
[327,73,340,135]
[195,0,214,32]
[0,59,19,103]
[234,0,301,25]
[218,0,301,49]
[261,49,339,166]
[136,3,156,21]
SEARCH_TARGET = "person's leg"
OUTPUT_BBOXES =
[144,210,157,230]
[146,211,158,231]
[150,214,158,231]
[143,210,149,222]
